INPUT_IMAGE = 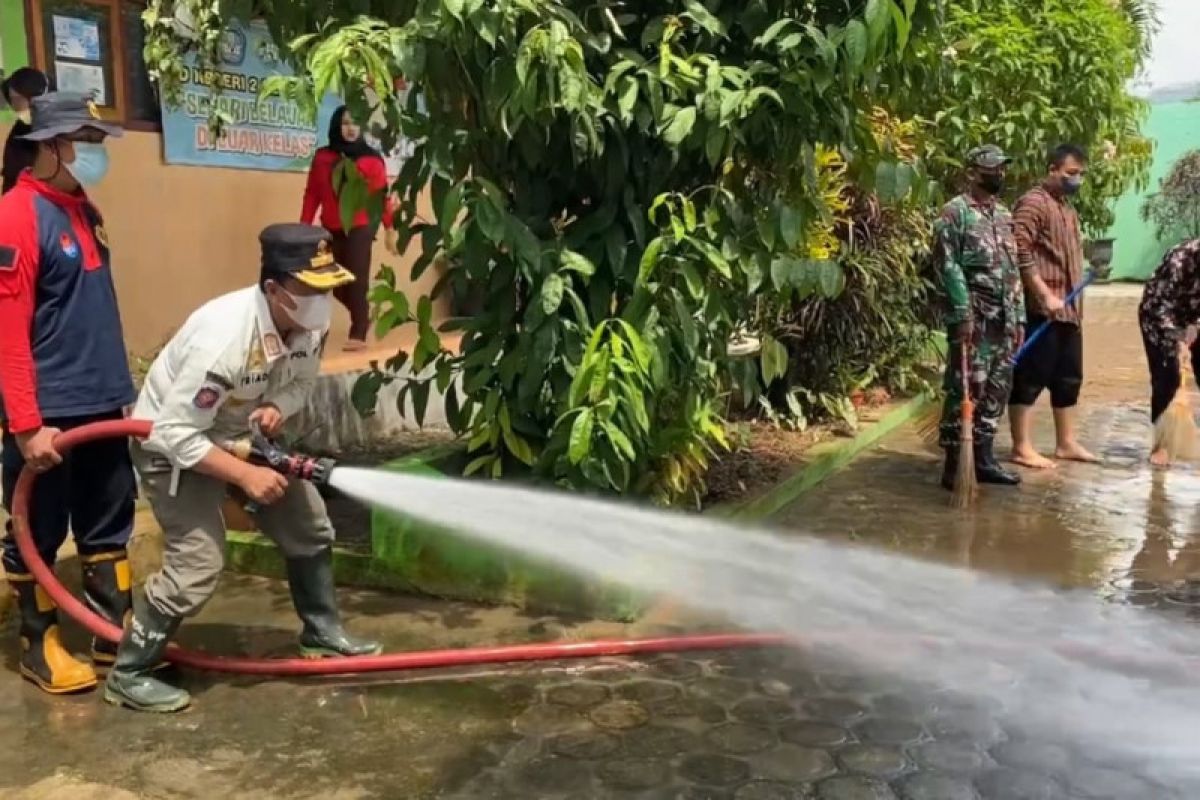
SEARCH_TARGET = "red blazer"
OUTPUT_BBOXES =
[301,148,395,232]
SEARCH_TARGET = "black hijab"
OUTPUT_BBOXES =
[326,105,379,161]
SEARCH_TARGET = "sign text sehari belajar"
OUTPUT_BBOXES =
[160,20,339,172]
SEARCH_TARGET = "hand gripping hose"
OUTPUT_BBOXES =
[10,419,783,677]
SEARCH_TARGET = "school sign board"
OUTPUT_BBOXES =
[160,19,340,172]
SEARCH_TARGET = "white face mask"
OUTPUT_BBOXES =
[283,289,332,331]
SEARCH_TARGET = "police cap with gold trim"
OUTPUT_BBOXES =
[259,223,355,291]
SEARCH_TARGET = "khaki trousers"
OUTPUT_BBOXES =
[133,444,333,618]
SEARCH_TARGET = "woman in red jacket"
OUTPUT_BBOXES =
[301,106,394,351]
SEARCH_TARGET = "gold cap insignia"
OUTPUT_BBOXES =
[86,100,101,120]
[310,238,334,268]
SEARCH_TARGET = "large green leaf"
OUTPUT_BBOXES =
[561,249,597,277]
[663,106,698,146]
[541,273,565,314]
[844,20,868,72]
[759,335,788,384]
[865,0,889,48]
[569,408,594,464]
[637,236,665,285]
[780,205,803,249]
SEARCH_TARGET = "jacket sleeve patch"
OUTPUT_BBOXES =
[193,374,231,410]
[193,385,223,410]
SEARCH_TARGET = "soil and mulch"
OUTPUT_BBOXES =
[701,387,899,509]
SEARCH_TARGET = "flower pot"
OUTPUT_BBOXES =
[1085,237,1115,268]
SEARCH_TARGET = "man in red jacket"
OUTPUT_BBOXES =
[0,92,136,694]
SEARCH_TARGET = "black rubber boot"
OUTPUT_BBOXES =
[286,550,382,658]
[9,573,98,694]
[975,440,1021,486]
[103,591,190,713]
[81,551,131,667]
[941,447,958,491]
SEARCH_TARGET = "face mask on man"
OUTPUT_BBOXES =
[1061,175,1084,196]
[65,142,110,187]
[282,289,333,331]
[977,173,1004,196]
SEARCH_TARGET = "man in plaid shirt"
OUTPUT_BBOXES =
[1008,144,1098,469]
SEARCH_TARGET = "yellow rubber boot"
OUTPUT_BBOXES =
[9,573,98,694]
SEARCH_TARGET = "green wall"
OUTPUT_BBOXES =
[1107,101,1200,281]
[0,0,31,121]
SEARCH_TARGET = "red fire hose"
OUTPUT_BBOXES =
[10,419,783,677]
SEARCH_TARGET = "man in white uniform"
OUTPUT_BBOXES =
[105,223,381,713]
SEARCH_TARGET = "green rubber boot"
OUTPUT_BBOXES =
[103,591,190,713]
[286,550,382,658]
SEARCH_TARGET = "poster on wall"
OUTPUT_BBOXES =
[52,16,101,62]
[160,19,340,172]
[55,61,106,104]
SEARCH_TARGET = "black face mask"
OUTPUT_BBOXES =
[977,174,1004,196]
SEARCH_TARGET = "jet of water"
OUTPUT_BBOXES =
[330,466,1200,788]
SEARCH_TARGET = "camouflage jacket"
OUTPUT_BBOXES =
[934,193,1025,327]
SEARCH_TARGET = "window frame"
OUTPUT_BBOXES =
[24,0,161,132]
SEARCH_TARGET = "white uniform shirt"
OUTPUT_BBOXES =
[134,286,325,470]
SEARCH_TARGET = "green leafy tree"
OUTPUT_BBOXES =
[1141,150,1200,244]
[144,0,937,504]
[894,0,1154,234]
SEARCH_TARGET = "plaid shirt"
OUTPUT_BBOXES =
[1139,239,1200,350]
[1012,185,1085,324]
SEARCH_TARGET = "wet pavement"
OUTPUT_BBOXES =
[3,288,1198,799]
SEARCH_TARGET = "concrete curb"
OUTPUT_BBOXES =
[719,393,935,521]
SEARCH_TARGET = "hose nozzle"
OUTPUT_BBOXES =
[223,424,337,487]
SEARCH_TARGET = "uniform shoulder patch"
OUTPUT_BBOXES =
[194,371,232,410]
[193,385,222,410]
[0,245,16,271]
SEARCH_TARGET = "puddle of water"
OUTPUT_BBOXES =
[330,443,1200,791]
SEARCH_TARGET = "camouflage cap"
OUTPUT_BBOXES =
[966,144,1012,169]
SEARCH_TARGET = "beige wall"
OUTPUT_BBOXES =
[2,124,440,355]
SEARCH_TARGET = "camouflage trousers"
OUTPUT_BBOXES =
[939,321,1019,448]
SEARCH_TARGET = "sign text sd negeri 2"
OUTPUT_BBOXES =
[181,67,317,158]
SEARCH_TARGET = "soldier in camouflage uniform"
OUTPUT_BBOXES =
[936,145,1026,490]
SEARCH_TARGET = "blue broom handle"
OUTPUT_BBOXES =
[1011,271,1096,365]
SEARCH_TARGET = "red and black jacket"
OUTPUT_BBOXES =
[300,147,395,233]
[0,173,134,433]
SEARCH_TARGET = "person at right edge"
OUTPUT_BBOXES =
[936,145,1025,490]
[1008,144,1099,469]
[300,105,396,352]
[1139,238,1200,467]
[0,92,136,694]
